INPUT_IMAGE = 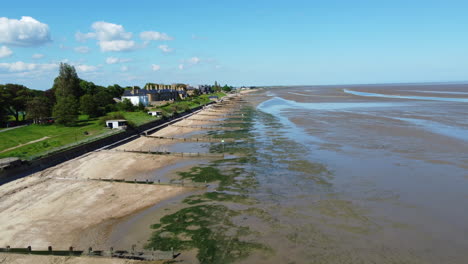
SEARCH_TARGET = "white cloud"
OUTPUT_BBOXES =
[121,65,129,72]
[92,21,132,41]
[140,31,173,41]
[188,57,201,64]
[106,56,131,64]
[77,21,136,52]
[0,61,57,73]
[0,16,51,46]
[0,46,13,58]
[31,53,44,59]
[99,40,135,52]
[75,64,98,73]
[75,31,96,42]
[178,64,184,70]
[151,64,161,71]
[74,46,90,54]
[158,44,173,53]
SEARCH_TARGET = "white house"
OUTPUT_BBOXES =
[121,89,149,106]
[105,120,128,129]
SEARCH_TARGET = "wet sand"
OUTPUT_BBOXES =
[248,85,468,263]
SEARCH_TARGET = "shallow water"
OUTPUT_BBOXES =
[246,85,468,263]
[344,88,468,102]
[112,87,468,263]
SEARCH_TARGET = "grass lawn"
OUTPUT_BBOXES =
[0,116,115,160]
[151,92,227,116]
[119,111,159,126]
[0,92,229,160]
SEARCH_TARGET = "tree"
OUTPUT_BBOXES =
[137,102,146,111]
[0,90,9,125]
[213,81,221,92]
[80,94,100,117]
[53,63,81,125]
[79,80,97,95]
[0,84,31,121]
[107,84,124,98]
[222,85,232,92]
[26,97,51,124]
[116,98,135,112]
[53,96,79,125]
[54,63,83,98]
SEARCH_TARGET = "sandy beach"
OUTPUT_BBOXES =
[0,93,245,255]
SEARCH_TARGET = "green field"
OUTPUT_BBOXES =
[0,93,228,160]
[0,111,158,160]
[0,116,112,159]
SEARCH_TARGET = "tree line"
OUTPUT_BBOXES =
[0,63,236,127]
[0,63,132,127]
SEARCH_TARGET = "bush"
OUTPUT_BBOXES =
[137,102,146,112]
[116,98,136,112]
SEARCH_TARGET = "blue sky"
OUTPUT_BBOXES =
[0,0,467,90]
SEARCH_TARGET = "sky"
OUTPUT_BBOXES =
[0,0,467,90]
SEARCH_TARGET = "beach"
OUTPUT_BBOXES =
[0,93,245,253]
[1,86,467,263]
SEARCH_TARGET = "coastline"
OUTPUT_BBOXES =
[0,92,250,256]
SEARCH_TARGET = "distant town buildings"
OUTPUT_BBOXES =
[121,83,214,106]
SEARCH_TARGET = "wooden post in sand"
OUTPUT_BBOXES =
[48,246,52,254]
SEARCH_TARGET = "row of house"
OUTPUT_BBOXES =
[122,83,214,106]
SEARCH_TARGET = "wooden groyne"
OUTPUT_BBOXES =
[114,149,226,158]
[170,124,245,130]
[50,176,208,188]
[143,135,239,143]
[204,109,245,114]
[196,113,246,118]
[184,118,245,124]
[0,246,177,261]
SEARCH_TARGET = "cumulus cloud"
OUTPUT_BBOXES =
[140,31,173,41]
[31,53,44,59]
[74,46,90,54]
[158,44,173,53]
[75,64,98,73]
[0,46,13,58]
[178,64,184,70]
[151,64,161,71]
[0,61,57,73]
[0,16,51,46]
[121,65,129,72]
[106,56,131,64]
[92,21,132,41]
[77,21,136,52]
[99,40,135,52]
